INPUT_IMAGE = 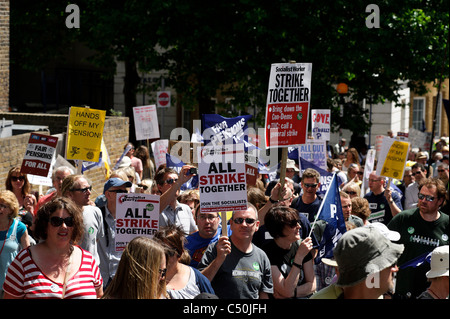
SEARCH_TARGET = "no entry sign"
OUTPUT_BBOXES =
[157,91,171,108]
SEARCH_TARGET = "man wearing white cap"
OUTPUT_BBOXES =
[417,245,449,299]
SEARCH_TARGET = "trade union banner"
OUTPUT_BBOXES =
[66,106,106,162]
[265,62,312,148]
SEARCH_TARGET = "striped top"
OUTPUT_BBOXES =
[3,246,103,299]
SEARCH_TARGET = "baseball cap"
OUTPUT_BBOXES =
[334,226,404,287]
[426,245,449,279]
[103,178,132,193]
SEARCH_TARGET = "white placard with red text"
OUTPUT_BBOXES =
[198,143,247,213]
[311,109,330,141]
[115,193,160,251]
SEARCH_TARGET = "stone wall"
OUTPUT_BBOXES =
[0,112,129,202]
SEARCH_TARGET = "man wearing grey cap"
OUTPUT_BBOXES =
[332,226,404,299]
[97,177,132,288]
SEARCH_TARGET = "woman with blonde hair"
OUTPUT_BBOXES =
[0,190,30,296]
[103,236,167,299]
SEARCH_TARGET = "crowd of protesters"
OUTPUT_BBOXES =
[0,134,448,300]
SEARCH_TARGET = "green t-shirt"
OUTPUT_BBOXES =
[388,208,449,298]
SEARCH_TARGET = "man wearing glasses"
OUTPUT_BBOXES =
[290,168,322,224]
[364,171,402,225]
[185,208,230,268]
[198,204,273,299]
[404,163,427,210]
[156,167,198,235]
[97,177,132,288]
[61,175,104,265]
[388,178,449,299]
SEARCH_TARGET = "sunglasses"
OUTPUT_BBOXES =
[165,178,178,185]
[418,193,435,202]
[49,216,74,227]
[159,268,167,278]
[287,219,301,228]
[303,183,318,188]
[233,217,256,225]
[345,191,357,196]
[71,186,92,193]
[11,176,25,182]
[413,171,423,175]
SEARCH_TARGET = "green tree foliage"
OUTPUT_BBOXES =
[11,0,449,136]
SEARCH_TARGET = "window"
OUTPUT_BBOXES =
[412,98,425,131]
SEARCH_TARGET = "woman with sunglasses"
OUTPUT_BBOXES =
[3,197,103,299]
[262,206,315,299]
[0,190,30,297]
[5,166,37,216]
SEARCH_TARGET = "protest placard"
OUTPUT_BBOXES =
[202,114,252,147]
[21,133,58,177]
[115,193,160,251]
[198,143,247,213]
[298,140,327,171]
[311,109,331,141]
[151,139,169,170]
[376,136,410,180]
[66,106,106,162]
[133,105,160,141]
[264,62,312,148]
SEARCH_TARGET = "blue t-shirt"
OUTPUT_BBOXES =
[364,190,402,225]
[185,225,231,268]
[1,219,27,289]
[290,196,322,223]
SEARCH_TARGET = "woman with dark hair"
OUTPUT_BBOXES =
[3,197,103,299]
[5,166,37,216]
[154,225,214,299]
[262,206,315,299]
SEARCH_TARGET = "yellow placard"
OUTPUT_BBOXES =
[66,106,106,162]
[380,140,409,179]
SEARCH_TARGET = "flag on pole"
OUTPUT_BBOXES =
[310,173,347,264]
[399,251,432,269]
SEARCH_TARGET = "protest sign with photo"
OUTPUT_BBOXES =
[264,62,312,148]
[198,143,247,213]
[21,133,58,177]
[66,106,106,162]
[133,105,160,141]
[311,109,331,141]
[115,193,160,251]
